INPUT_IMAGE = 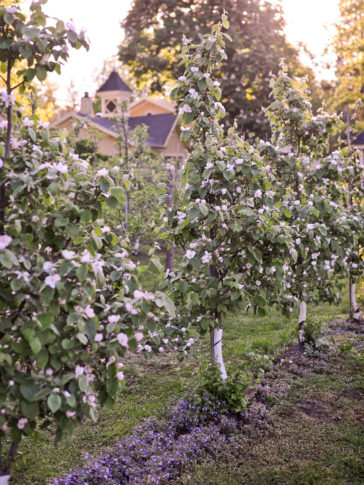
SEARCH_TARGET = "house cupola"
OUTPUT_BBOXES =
[97,69,133,117]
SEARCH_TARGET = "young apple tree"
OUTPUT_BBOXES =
[168,16,296,379]
[0,2,177,475]
[262,64,363,343]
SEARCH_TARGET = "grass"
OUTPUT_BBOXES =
[9,276,363,484]
[180,344,364,485]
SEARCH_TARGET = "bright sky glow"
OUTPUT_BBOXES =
[25,0,340,107]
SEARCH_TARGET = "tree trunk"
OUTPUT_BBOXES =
[125,190,130,232]
[349,280,360,322]
[298,301,307,345]
[210,314,227,380]
[165,166,175,272]
[165,242,175,272]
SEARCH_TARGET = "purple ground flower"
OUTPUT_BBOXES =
[54,396,244,485]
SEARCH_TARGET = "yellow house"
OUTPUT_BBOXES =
[51,70,187,163]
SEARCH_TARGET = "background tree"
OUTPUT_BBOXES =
[330,0,364,128]
[119,0,312,138]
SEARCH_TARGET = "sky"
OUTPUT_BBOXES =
[26,0,341,107]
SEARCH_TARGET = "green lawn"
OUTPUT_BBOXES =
[9,278,362,484]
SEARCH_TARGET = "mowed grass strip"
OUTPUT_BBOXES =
[179,348,364,485]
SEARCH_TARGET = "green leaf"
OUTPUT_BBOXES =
[222,17,230,29]
[47,394,62,413]
[151,256,163,272]
[76,264,88,282]
[85,320,96,341]
[65,223,80,239]
[0,352,12,365]
[92,234,103,250]
[4,12,14,24]
[77,332,88,345]
[36,348,48,368]
[67,30,78,43]
[28,127,36,142]
[282,209,291,218]
[89,407,99,422]
[0,250,14,268]
[189,207,199,220]
[21,400,39,420]
[22,327,35,341]
[11,278,22,292]
[110,186,124,202]
[80,210,92,224]
[164,298,176,318]
[54,217,68,228]
[41,286,54,305]
[36,66,47,81]
[30,337,42,354]
[78,375,88,392]
[199,203,208,216]
[105,196,118,209]
[20,384,39,402]
[38,313,53,330]
[183,112,195,124]
[25,68,36,82]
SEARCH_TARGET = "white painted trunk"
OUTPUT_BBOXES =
[350,282,360,321]
[0,474,10,485]
[210,328,227,380]
[298,301,307,344]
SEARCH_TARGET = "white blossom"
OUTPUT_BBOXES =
[201,251,212,264]
[66,20,77,32]
[179,104,192,115]
[108,315,120,324]
[96,168,109,177]
[254,189,262,198]
[45,273,61,288]
[125,302,138,314]
[117,333,128,347]
[17,418,28,429]
[23,117,34,127]
[84,306,95,318]
[0,235,12,251]
[185,249,196,260]
[62,250,76,260]
[75,365,84,378]
[135,332,144,342]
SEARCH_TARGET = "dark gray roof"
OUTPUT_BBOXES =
[97,70,133,93]
[353,130,364,145]
[80,112,178,147]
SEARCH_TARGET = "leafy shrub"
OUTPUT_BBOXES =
[194,365,252,414]
[303,319,322,345]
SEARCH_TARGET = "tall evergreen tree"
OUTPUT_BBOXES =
[119,0,306,138]
[331,0,364,124]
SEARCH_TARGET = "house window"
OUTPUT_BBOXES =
[106,100,117,113]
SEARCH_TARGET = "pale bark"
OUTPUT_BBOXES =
[165,168,175,272]
[210,325,227,380]
[298,301,307,345]
[350,281,360,322]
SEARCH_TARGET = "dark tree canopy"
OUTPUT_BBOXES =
[119,0,308,138]
[331,0,364,126]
